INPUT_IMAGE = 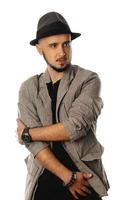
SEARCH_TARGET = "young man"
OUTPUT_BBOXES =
[17,12,109,200]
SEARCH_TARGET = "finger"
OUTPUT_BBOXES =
[70,190,79,199]
[16,127,20,132]
[16,128,22,137]
[18,135,24,145]
[16,118,22,125]
[83,172,92,179]
[81,186,91,194]
[76,189,87,197]
[17,120,22,126]
[82,178,90,186]
[17,122,26,132]
[17,119,24,126]
[16,129,19,137]
[16,118,22,123]
[16,128,19,136]
[16,135,24,145]
[19,140,24,145]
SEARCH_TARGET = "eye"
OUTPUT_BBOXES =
[49,43,57,48]
[63,41,71,47]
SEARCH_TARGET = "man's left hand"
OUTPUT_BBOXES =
[16,119,26,144]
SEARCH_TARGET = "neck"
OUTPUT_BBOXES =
[47,66,64,84]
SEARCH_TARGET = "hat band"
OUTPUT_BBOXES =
[37,21,71,40]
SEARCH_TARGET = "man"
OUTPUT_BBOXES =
[17,12,109,200]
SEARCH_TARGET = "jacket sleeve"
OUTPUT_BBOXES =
[18,81,49,157]
[62,73,104,141]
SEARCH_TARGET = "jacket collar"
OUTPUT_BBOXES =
[39,64,75,119]
[40,64,75,84]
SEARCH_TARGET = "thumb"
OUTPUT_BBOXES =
[83,172,92,179]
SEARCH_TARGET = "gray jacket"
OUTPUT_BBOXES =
[18,65,110,200]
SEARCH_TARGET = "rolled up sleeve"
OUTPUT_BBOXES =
[62,73,103,141]
[18,81,49,157]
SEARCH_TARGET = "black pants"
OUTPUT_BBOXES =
[34,169,102,200]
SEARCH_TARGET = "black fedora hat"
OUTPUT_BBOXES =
[30,12,81,46]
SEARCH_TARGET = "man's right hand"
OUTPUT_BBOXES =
[69,172,92,199]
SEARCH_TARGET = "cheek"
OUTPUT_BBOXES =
[44,50,55,60]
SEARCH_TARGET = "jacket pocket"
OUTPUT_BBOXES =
[80,142,104,161]
[73,128,104,162]
[24,154,39,176]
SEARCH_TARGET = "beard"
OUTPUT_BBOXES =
[42,52,70,72]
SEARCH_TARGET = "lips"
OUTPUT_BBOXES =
[58,59,66,62]
[56,57,67,62]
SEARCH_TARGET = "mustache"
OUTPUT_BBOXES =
[56,57,67,61]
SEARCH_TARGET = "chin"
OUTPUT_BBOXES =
[50,63,70,72]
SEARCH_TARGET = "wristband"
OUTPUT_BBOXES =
[63,171,77,188]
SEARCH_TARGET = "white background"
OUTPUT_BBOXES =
[0,0,133,199]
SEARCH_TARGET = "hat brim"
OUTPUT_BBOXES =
[30,32,81,46]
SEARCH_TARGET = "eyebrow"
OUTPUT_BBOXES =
[48,42,57,45]
[63,40,71,44]
[49,40,71,45]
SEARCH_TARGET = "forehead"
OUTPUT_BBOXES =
[39,34,71,45]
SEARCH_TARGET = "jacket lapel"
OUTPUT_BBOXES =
[38,69,52,125]
[56,65,75,118]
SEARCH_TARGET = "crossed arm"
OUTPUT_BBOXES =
[17,119,92,199]
[17,74,102,198]
[25,122,70,142]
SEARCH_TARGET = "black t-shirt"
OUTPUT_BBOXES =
[46,79,78,171]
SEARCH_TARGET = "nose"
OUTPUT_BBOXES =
[58,46,66,57]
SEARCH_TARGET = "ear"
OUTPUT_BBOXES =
[36,44,43,55]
